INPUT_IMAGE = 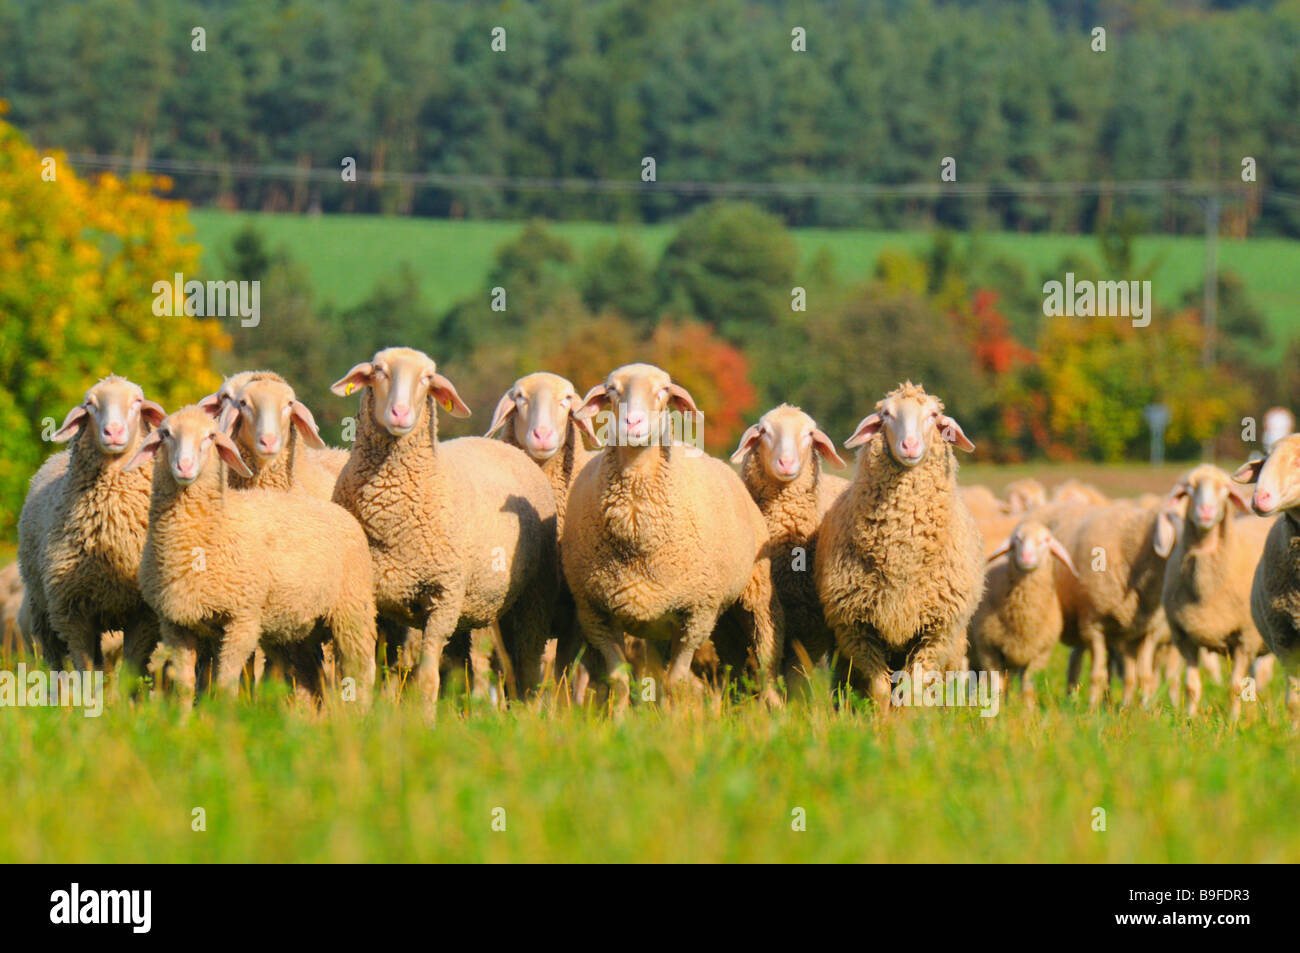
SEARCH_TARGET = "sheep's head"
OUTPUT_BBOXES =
[52,376,166,455]
[1168,464,1251,533]
[485,372,599,461]
[1002,478,1047,514]
[730,404,845,480]
[574,363,700,448]
[844,381,973,467]
[988,520,1077,576]
[217,376,326,462]
[1234,434,1300,516]
[123,405,252,486]
[330,347,470,437]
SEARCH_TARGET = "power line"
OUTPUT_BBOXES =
[60,152,1265,201]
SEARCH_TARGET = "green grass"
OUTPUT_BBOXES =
[3,652,1297,863]
[188,209,1300,354]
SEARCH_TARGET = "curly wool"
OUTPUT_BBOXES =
[139,426,376,694]
[332,388,558,692]
[815,428,984,671]
[562,442,777,679]
[501,414,597,538]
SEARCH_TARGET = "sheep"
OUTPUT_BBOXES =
[128,405,377,707]
[731,404,849,683]
[484,371,604,696]
[562,363,781,710]
[1158,464,1273,719]
[1051,478,1109,506]
[814,381,984,712]
[16,376,166,677]
[330,347,558,715]
[961,485,1003,522]
[1052,495,1182,707]
[969,520,1078,701]
[1232,435,1300,722]
[200,371,344,498]
[1003,478,1048,513]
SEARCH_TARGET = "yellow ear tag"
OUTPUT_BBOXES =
[345,383,356,396]
[442,399,454,412]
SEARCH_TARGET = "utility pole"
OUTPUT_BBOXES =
[1201,192,1221,460]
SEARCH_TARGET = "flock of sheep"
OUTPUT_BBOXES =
[8,346,1300,721]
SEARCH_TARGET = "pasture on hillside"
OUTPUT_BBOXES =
[189,210,1300,358]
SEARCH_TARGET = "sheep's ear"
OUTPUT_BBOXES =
[140,400,167,428]
[217,402,240,437]
[569,406,603,448]
[986,536,1013,564]
[844,413,883,449]
[430,372,471,418]
[574,383,610,421]
[1228,485,1253,514]
[730,423,763,464]
[52,403,90,443]
[484,389,518,438]
[331,362,374,397]
[811,428,847,469]
[196,393,224,418]
[938,414,975,452]
[1047,534,1079,577]
[289,400,327,449]
[123,429,164,472]
[1233,458,1264,485]
[1153,500,1183,558]
[666,382,699,416]
[213,431,253,478]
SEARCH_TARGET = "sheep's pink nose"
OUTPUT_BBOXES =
[102,422,125,442]
[389,404,413,426]
[1196,504,1216,521]
[776,455,797,474]
[258,434,279,453]
[531,426,554,444]
[176,456,197,477]
[900,436,921,456]
[1255,490,1274,509]
[625,411,647,430]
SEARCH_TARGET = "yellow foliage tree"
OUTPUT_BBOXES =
[0,107,228,537]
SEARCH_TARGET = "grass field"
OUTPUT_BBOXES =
[188,209,1300,355]
[2,649,1297,863]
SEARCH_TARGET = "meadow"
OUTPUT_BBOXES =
[2,650,1297,864]
[189,209,1300,356]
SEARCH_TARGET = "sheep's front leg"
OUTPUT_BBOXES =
[836,626,892,713]
[739,559,785,707]
[1177,637,1202,717]
[1066,645,1084,696]
[575,601,630,714]
[413,597,463,721]
[215,619,261,699]
[121,614,161,698]
[664,611,717,702]
[161,620,199,712]
[1077,618,1109,709]
[1228,642,1251,722]
[54,613,99,673]
[1135,633,1159,707]
[1119,642,1140,707]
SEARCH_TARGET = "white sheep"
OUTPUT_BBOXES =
[814,381,984,711]
[128,405,377,707]
[563,363,781,710]
[970,519,1077,701]
[1159,464,1273,719]
[16,376,166,677]
[331,347,559,716]
[731,404,848,685]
